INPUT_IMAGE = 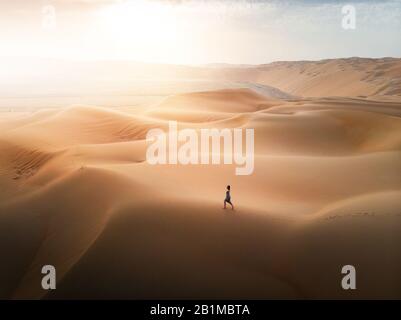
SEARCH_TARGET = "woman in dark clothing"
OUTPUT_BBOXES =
[223,185,234,210]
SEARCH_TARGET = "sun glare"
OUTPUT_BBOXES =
[95,0,181,62]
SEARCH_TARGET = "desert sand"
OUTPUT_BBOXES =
[0,58,400,299]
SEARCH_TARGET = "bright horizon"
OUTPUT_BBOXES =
[0,0,400,65]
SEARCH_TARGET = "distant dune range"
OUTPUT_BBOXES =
[1,57,400,109]
[0,58,400,299]
[214,57,401,97]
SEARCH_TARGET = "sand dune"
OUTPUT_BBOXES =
[0,62,401,299]
[211,57,401,97]
[2,57,400,109]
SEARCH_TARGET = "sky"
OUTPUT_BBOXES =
[0,0,400,65]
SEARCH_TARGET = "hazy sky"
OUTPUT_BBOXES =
[1,0,400,64]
